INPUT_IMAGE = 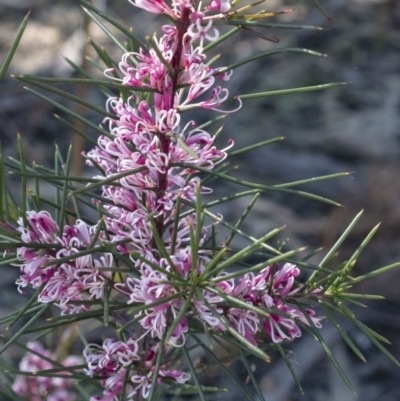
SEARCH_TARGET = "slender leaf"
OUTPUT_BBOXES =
[81,7,127,53]
[228,82,347,102]
[322,303,366,362]
[351,262,400,284]
[240,348,267,401]
[0,148,5,221]
[16,76,115,119]
[203,227,284,277]
[307,210,364,291]
[218,47,326,76]
[277,344,303,392]
[0,11,30,81]
[77,0,147,50]
[332,223,380,289]
[54,114,97,145]
[0,304,50,355]
[148,330,166,401]
[164,292,194,346]
[22,86,112,138]
[224,193,260,247]
[212,20,324,30]
[211,247,305,282]
[296,302,357,394]
[352,320,399,366]
[204,208,281,255]
[16,134,27,219]
[12,74,143,91]
[191,334,254,401]
[182,345,207,401]
[173,162,344,206]
[229,137,284,157]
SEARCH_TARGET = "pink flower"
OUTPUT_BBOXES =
[12,342,80,401]
[206,0,232,13]
[84,339,190,400]
[128,0,175,18]
[187,19,219,48]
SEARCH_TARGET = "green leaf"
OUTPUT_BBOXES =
[88,36,118,71]
[182,345,207,401]
[77,0,147,50]
[352,320,399,366]
[196,114,226,131]
[170,193,182,255]
[277,344,303,393]
[240,348,267,401]
[173,162,344,206]
[81,7,127,53]
[229,137,284,157]
[212,20,324,30]
[218,47,326,76]
[0,146,5,221]
[307,210,364,290]
[54,114,97,146]
[0,304,43,326]
[16,76,115,119]
[351,262,400,283]
[22,86,112,138]
[332,223,380,289]
[0,11,30,81]
[205,287,270,318]
[322,303,366,362]
[202,227,284,278]
[337,293,384,300]
[193,182,204,272]
[191,334,255,401]
[203,208,281,256]
[215,247,306,283]
[148,330,166,401]
[4,369,88,381]
[295,302,357,394]
[229,82,347,102]
[0,304,50,355]
[57,144,73,233]
[69,166,147,195]
[16,134,27,220]
[164,292,194,346]
[203,26,241,52]
[147,216,181,278]
[200,246,227,279]
[12,74,141,91]
[224,193,260,247]
[9,170,100,183]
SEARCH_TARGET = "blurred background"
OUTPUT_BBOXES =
[1,0,400,400]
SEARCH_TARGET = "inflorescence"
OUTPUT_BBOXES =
[12,0,322,399]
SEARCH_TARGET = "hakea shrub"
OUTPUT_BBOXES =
[3,0,399,400]
[10,0,324,397]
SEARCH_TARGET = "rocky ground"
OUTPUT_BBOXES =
[1,0,400,400]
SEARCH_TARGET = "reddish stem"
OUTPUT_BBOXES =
[154,8,191,240]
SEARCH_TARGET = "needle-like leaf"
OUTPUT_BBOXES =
[0,11,30,81]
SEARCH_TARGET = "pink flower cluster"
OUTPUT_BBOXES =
[12,0,324,398]
[14,210,111,315]
[222,263,322,344]
[84,337,190,401]
[12,342,80,401]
